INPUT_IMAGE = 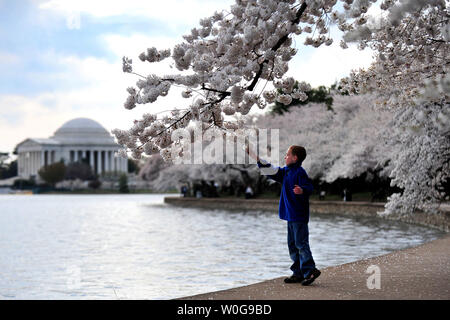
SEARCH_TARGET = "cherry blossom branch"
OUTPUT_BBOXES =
[247,2,307,92]
[201,84,231,96]
[427,38,446,43]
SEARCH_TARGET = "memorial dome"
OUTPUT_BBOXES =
[52,118,116,145]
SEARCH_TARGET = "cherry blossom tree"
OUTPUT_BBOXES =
[382,103,450,216]
[254,93,393,182]
[114,0,449,215]
[338,0,449,214]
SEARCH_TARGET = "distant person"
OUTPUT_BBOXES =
[319,190,326,200]
[214,181,220,194]
[211,180,219,197]
[181,185,188,197]
[246,144,321,286]
[342,188,352,201]
[245,185,253,199]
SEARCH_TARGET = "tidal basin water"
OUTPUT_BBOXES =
[0,194,445,299]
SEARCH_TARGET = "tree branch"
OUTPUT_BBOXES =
[201,83,231,96]
[246,2,308,92]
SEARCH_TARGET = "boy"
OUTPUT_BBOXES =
[246,145,321,285]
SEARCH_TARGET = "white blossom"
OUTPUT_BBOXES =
[181,90,193,98]
[139,47,171,63]
[291,90,308,101]
[263,90,277,103]
[276,94,293,105]
[143,141,160,155]
[122,56,132,73]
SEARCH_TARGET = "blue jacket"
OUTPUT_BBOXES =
[257,159,314,222]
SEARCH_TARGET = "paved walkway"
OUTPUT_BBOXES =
[180,234,450,300]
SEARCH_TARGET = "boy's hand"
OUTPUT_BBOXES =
[293,185,303,195]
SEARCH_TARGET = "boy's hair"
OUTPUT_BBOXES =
[289,145,307,164]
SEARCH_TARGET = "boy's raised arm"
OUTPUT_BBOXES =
[245,144,259,162]
[245,144,284,184]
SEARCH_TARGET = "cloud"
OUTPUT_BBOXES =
[39,0,235,31]
[0,94,73,152]
[0,52,20,65]
[0,49,189,153]
[287,43,374,87]
[0,53,120,152]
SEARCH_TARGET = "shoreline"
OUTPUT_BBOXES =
[165,197,450,300]
[164,196,450,232]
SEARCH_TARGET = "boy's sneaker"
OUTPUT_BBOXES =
[301,269,321,286]
[283,275,304,283]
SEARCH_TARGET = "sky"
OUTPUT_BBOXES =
[0,0,375,155]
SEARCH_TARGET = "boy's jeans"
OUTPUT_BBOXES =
[287,221,316,278]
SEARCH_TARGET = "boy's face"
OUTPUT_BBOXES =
[284,148,298,166]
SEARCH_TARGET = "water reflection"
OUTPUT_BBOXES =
[0,194,444,299]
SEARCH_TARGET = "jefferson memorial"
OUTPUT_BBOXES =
[16,118,128,180]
